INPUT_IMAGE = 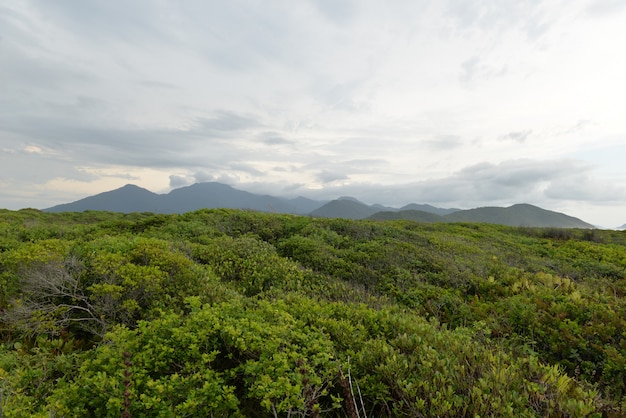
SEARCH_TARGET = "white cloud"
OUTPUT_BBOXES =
[23,145,43,153]
[1,0,625,227]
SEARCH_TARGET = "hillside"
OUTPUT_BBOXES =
[369,209,444,222]
[44,184,162,213]
[311,198,451,220]
[444,203,595,228]
[43,182,595,229]
[399,203,460,215]
[308,197,387,219]
[44,182,325,215]
[0,208,625,416]
[369,203,594,228]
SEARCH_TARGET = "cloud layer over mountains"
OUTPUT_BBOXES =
[1,1,625,227]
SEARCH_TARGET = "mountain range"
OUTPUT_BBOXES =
[369,204,595,228]
[43,182,596,228]
[45,183,322,215]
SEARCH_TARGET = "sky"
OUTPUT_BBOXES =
[1,0,625,228]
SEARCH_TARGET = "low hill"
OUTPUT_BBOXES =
[399,203,460,215]
[369,203,594,228]
[444,203,594,228]
[311,199,453,220]
[369,209,444,223]
[309,198,383,219]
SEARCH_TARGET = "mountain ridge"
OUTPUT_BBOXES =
[43,182,595,228]
[45,182,323,215]
[369,203,594,228]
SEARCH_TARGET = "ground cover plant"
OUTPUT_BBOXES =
[0,208,625,416]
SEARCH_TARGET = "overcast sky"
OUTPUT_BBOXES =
[1,0,625,227]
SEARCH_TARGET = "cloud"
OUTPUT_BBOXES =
[459,56,507,86]
[312,0,358,23]
[206,173,241,185]
[1,1,625,227]
[169,175,190,188]
[0,107,270,175]
[0,47,94,93]
[187,171,213,183]
[24,145,43,154]
[195,111,261,133]
[230,163,265,177]
[23,0,170,46]
[424,135,464,150]
[135,80,179,90]
[257,132,293,145]
[316,171,350,183]
[499,130,532,143]
[559,120,595,136]
[315,78,373,112]
[445,0,553,40]
[586,0,626,16]
[455,159,561,188]
[299,159,615,209]
[304,158,389,182]
[545,175,626,202]
[460,56,480,84]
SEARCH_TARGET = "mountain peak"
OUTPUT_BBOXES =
[41,183,595,228]
[44,183,159,213]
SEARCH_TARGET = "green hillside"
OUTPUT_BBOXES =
[444,204,595,228]
[1,209,625,416]
[369,204,594,228]
[369,209,444,222]
[309,198,382,219]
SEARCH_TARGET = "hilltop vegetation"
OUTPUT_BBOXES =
[0,208,625,416]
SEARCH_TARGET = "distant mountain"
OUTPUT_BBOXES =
[155,182,322,214]
[288,196,327,214]
[44,182,324,215]
[43,183,594,228]
[337,196,362,203]
[309,199,385,219]
[369,203,594,229]
[312,199,454,220]
[399,203,460,216]
[444,204,594,228]
[44,184,162,213]
[617,224,626,231]
[369,209,445,223]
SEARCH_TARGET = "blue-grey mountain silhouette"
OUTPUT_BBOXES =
[43,182,594,228]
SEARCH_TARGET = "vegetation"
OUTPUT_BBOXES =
[1,208,625,416]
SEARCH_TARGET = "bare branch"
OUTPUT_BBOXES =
[1,257,108,338]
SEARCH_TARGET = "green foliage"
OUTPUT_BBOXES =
[46,316,241,417]
[47,298,339,417]
[1,235,227,339]
[192,235,306,295]
[1,209,625,415]
[0,336,83,417]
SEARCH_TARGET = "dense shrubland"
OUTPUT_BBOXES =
[0,208,625,416]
